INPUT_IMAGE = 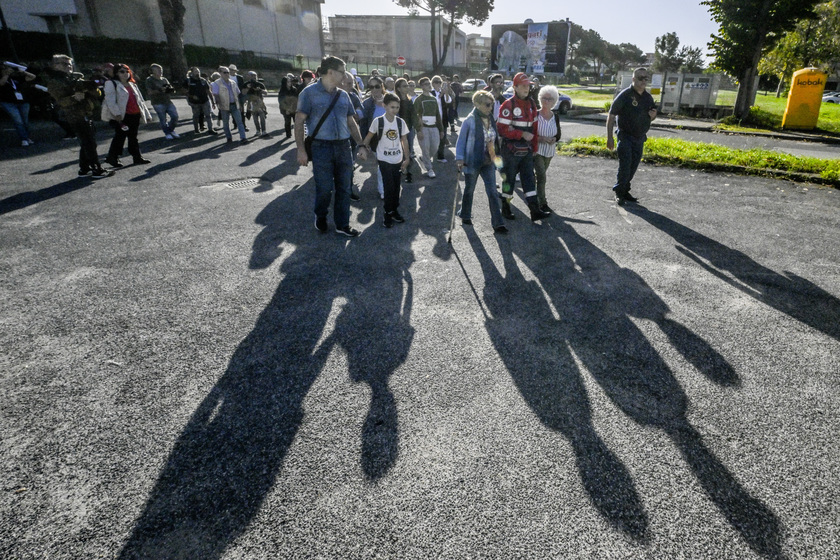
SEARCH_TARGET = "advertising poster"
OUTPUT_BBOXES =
[491,20,570,75]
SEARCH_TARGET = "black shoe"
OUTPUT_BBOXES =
[404,173,413,184]
[78,168,91,177]
[540,204,553,213]
[315,216,328,233]
[91,168,115,179]
[244,127,250,132]
[614,191,626,206]
[349,190,361,201]
[208,129,218,135]
[336,225,360,237]
[494,225,508,234]
[624,192,638,203]
[461,218,473,226]
[133,157,151,165]
[529,204,550,221]
[383,215,394,228]
[390,211,405,223]
[501,200,515,220]
[240,139,249,145]
[105,159,123,168]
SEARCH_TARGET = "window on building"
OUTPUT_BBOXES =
[455,41,462,49]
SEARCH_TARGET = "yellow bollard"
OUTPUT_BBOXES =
[781,68,828,130]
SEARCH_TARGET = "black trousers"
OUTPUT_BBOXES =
[70,118,100,172]
[378,161,402,213]
[107,113,143,162]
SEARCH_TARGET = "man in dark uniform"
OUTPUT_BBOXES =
[606,67,657,206]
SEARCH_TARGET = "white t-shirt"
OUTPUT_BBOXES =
[373,115,408,164]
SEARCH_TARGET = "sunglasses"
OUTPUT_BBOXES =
[636,76,649,81]
[369,84,382,89]
[221,71,230,74]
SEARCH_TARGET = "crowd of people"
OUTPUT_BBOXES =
[4,54,656,235]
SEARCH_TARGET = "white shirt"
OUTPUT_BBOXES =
[373,115,408,164]
[536,112,558,159]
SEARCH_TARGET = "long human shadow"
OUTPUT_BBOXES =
[627,204,840,342]
[119,176,417,559]
[0,177,93,216]
[464,219,784,558]
[128,142,230,182]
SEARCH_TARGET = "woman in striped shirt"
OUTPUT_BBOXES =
[535,86,563,214]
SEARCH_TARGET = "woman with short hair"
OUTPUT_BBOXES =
[535,85,562,213]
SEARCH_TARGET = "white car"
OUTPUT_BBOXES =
[822,92,840,104]
[462,78,487,92]
[503,86,574,113]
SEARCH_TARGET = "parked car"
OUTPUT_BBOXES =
[502,86,574,114]
[822,92,840,104]
[462,78,487,92]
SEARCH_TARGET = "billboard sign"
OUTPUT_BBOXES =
[491,20,570,75]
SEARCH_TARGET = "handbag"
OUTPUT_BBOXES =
[304,90,341,160]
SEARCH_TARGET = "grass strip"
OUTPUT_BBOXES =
[559,136,840,187]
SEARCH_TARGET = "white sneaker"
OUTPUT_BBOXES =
[26,139,34,145]
[170,131,180,138]
[165,134,173,140]
[428,170,436,178]
[21,140,29,146]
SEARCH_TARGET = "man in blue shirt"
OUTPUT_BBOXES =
[296,56,369,237]
[606,67,657,206]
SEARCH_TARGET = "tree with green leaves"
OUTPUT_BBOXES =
[702,0,822,118]
[157,0,188,83]
[396,0,494,73]
[679,46,706,73]
[759,0,840,96]
[609,42,647,72]
[653,32,682,72]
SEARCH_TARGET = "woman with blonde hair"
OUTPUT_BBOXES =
[455,89,506,233]
[102,63,152,167]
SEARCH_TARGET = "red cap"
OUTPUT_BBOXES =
[513,72,530,87]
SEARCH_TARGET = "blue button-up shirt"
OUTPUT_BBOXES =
[296,80,355,141]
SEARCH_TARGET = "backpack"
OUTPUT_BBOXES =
[369,115,403,151]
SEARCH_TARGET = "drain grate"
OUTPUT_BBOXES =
[199,178,270,190]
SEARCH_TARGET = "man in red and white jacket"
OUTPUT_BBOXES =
[496,72,550,221]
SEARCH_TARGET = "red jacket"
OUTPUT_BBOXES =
[497,95,538,153]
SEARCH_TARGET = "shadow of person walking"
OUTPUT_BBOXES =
[462,217,784,558]
[119,178,416,558]
[626,204,840,343]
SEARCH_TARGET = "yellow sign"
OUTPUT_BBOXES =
[782,68,827,130]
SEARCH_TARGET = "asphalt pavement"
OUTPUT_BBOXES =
[1,102,839,559]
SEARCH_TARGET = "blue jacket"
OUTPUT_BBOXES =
[455,108,496,174]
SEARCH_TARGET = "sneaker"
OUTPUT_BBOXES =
[427,170,436,178]
[105,159,124,168]
[614,191,626,206]
[437,157,448,163]
[349,190,361,201]
[315,216,328,233]
[390,211,405,223]
[383,215,394,228]
[21,140,29,146]
[91,168,115,179]
[461,218,472,225]
[624,192,639,203]
[78,169,91,177]
[336,225,360,237]
[494,225,508,234]
[165,134,173,140]
[208,129,218,135]
[170,131,180,139]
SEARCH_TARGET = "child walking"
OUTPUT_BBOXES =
[360,93,411,228]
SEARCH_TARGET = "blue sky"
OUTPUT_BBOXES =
[322,0,720,56]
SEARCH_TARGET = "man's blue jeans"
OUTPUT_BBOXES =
[219,104,246,141]
[311,139,353,228]
[152,102,179,135]
[0,101,30,141]
[460,163,504,228]
[614,131,645,195]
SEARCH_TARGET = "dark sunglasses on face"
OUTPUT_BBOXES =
[118,70,128,74]
[636,76,648,81]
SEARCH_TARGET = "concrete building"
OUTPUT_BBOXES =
[1,0,324,59]
[466,34,491,73]
[324,15,466,71]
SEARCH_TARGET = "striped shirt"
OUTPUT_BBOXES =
[536,112,558,158]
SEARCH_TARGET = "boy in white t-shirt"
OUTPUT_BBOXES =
[359,93,410,228]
